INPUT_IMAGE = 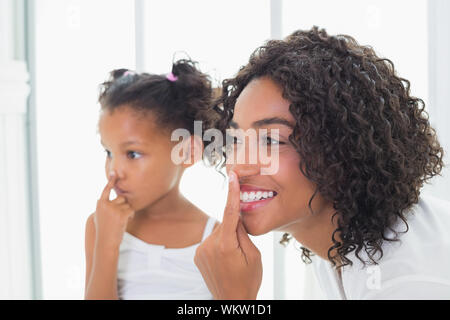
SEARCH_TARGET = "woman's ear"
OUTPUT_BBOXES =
[182,135,204,168]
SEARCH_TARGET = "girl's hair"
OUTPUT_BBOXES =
[98,58,220,165]
[214,26,444,268]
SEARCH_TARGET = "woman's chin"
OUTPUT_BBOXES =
[240,214,270,236]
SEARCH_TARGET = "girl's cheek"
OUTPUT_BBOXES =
[105,159,111,173]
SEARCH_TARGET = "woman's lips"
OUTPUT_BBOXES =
[239,184,277,212]
[240,196,276,212]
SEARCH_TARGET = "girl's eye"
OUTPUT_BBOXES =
[224,134,241,148]
[230,136,242,145]
[104,149,111,158]
[127,151,142,159]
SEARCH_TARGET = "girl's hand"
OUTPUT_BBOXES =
[194,170,263,300]
[93,171,135,251]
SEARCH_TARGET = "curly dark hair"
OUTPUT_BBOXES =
[214,26,444,268]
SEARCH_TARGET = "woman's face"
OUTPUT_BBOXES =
[98,106,183,211]
[226,77,332,236]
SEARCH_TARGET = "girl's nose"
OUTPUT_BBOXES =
[108,158,125,180]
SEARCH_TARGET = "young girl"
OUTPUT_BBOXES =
[84,59,219,300]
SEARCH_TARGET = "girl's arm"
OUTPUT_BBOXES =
[84,171,135,300]
[84,213,119,300]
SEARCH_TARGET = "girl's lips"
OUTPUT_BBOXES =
[113,186,128,195]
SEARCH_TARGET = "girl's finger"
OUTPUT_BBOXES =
[100,171,117,201]
[221,170,241,248]
[119,203,133,213]
[111,195,127,205]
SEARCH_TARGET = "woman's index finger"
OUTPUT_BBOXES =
[221,170,241,239]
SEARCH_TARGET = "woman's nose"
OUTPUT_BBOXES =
[226,138,261,177]
[228,162,260,180]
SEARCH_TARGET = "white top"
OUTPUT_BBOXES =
[117,216,217,300]
[312,194,450,299]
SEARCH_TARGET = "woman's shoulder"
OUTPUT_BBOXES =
[397,193,450,245]
[415,193,450,221]
[341,194,450,298]
[379,193,450,248]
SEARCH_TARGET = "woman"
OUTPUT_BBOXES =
[194,26,450,299]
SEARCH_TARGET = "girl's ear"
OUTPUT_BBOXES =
[182,135,204,168]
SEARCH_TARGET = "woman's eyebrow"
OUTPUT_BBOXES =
[229,117,295,129]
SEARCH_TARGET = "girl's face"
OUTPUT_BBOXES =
[98,106,183,211]
[226,77,332,236]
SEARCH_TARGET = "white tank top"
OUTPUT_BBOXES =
[117,216,217,300]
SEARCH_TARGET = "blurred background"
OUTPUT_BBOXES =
[0,0,449,300]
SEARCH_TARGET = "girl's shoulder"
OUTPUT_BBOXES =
[186,203,220,230]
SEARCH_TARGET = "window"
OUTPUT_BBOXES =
[34,0,135,299]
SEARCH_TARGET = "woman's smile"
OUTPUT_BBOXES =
[239,184,278,212]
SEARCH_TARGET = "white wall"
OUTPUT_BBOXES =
[427,0,450,201]
[141,0,271,82]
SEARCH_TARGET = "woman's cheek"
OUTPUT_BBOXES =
[279,149,302,173]
[277,149,313,196]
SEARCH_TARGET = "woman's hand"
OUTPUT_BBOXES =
[93,171,135,251]
[194,170,263,300]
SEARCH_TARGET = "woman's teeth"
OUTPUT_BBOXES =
[240,191,275,202]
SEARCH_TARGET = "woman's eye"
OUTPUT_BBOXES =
[104,149,111,158]
[127,151,142,159]
[262,136,283,146]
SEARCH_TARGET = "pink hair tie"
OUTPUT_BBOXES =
[166,72,178,82]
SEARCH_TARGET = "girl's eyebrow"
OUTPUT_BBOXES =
[230,117,295,129]
[100,140,143,147]
[120,140,142,147]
